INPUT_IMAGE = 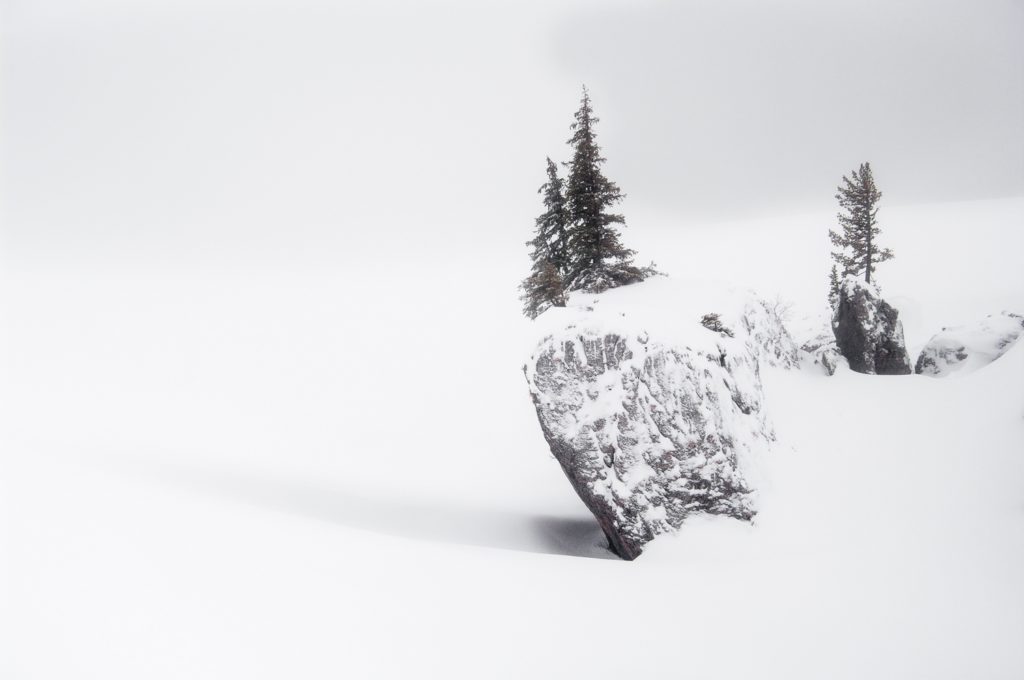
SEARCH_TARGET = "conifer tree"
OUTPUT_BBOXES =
[562,86,645,293]
[828,264,841,309]
[519,259,566,320]
[532,158,569,276]
[520,159,569,319]
[829,162,893,284]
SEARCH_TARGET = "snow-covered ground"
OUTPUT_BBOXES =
[1,197,1023,678]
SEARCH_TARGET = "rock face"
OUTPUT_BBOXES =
[525,293,787,560]
[915,312,1024,377]
[832,276,911,375]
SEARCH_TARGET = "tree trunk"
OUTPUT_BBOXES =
[865,203,873,284]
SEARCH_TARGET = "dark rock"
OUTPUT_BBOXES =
[700,313,734,337]
[832,277,911,375]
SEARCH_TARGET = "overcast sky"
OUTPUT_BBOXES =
[2,0,1022,262]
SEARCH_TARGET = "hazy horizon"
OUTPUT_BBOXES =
[3,0,1022,263]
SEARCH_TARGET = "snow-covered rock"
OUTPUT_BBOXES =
[800,333,841,376]
[524,279,788,559]
[915,312,1024,377]
[739,298,801,369]
[832,276,912,375]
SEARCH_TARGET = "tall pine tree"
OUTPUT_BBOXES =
[562,87,645,293]
[829,162,893,284]
[520,158,569,319]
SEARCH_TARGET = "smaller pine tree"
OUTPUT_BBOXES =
[827,264,841,309]
[829,162,893,284]
[531,158,569,276]
[520,159,570,319]
[520,259,566,319]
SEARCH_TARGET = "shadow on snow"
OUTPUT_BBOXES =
[88,452,618,560]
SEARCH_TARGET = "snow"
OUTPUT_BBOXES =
[2,198,1023,678]
[533,276,796,366]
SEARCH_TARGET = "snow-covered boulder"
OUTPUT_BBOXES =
[524,279,788,559]
[915,312,1024,377]
[800,333,841,376]
[832,276,911,375]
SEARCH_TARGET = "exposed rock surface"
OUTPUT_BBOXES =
[915,312,1024,377]
[832,276,911,375]
[525,282,789,559]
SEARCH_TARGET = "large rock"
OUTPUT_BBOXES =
[524,283,786,559]
[915,312,1024,377]
[832,276,911,375]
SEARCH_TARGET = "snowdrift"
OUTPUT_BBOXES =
[915,311,1024,377]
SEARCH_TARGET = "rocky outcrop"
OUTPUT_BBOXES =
[740,298,801,369]
[916,312,1024,377]
[832,277,911,375]
[524,291,786,560]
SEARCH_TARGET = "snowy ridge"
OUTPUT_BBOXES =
[530,276,800,371]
